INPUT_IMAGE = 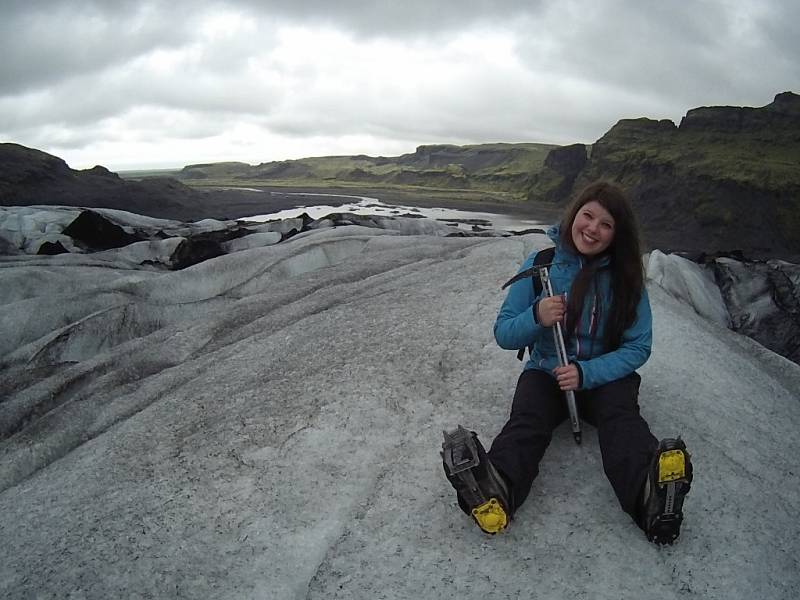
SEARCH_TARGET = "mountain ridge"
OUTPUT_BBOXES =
[178,142,557,193]
[1,91,797,259]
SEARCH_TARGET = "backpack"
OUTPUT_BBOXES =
[500,246,556,361]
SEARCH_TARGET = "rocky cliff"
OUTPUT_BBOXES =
[527,92,800,261]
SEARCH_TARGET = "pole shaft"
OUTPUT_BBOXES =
[539,267,582,444]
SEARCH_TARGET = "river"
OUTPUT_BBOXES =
[243,192,550,233]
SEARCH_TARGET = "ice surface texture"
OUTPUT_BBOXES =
[1,217,798,599]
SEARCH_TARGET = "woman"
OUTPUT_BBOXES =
[442,181,693,545]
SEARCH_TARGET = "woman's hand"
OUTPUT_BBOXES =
[553,364,580,391]
[536,294,566,327]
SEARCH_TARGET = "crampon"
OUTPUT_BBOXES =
[441,425,512,534]
[641,437,693,545]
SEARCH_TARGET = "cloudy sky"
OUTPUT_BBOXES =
[1,0,798,171]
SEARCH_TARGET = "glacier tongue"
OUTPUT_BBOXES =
[1,224,799,600]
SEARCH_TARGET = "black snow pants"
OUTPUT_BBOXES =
[487,368,658,525]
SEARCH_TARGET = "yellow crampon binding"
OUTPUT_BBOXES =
[471,498,508,534]
[658,449,687,483]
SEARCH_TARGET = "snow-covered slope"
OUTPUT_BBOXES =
[1,225,798,599]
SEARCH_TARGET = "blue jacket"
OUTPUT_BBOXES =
[494,226,652,390]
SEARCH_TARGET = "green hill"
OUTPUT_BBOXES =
[176,142,557,196]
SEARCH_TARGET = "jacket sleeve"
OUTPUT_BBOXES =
[494,252,546,351]
[575,287,653,389]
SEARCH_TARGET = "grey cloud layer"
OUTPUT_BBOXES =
[0,2,201,95]
[514,1,800,109]
[0,0,797,164]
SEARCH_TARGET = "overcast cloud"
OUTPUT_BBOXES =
[1,0,798,170]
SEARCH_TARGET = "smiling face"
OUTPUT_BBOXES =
[570,200,616,256]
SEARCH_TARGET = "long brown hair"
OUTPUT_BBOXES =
[559,181,644,351]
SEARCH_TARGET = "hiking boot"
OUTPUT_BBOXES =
[441,425,512,534]
[640,437,693,545]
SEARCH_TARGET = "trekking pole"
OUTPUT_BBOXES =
[538,266,582,445]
